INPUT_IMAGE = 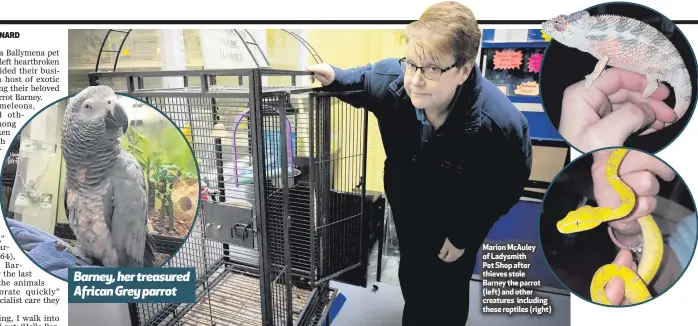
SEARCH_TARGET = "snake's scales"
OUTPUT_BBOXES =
[556,148,663,305]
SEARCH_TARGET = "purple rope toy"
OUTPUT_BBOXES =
[231,107,294,187]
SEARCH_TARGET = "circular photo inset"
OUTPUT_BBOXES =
[539,146,696,306]
[540,2,697,154]
[0,85,200,280]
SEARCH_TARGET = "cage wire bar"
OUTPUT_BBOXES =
[87,68,368,326]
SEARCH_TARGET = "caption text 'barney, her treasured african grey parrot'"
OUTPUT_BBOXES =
[60,85,155,268]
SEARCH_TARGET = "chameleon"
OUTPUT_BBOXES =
[542,10,692,134]
[556,148,663,305]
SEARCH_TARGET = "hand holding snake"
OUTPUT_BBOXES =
[557,148,675,305]
[605,249,638,305]
[592,149,675,239]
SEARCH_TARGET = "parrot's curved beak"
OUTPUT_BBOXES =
[105,101,129,134]
[104,109,121,131]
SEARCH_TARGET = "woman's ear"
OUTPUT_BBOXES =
[457,64,472,85]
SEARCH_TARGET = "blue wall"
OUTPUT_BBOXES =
[523,111,562,142]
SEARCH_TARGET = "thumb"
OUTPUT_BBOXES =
[589,102,655,146]
[603,249,636,305]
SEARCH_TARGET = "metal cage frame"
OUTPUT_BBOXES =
[93,29,323,74]
[58,29,327,243]
[86,67,369,326]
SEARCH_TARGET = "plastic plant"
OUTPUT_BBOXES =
[121,121,198,233]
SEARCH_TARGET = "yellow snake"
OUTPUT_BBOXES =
[556,148,663,305]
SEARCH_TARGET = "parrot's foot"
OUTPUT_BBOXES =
[642,78,660,98]
[53,240,68,251]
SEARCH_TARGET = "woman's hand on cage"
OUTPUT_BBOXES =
[306,63,335,86]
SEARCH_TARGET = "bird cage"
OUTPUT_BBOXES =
[87,67,369,326]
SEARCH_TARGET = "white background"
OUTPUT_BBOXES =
[0,0,695,325]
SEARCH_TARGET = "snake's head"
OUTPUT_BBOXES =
[556,206,602,234]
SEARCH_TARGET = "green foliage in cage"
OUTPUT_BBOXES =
[119,121,198,232]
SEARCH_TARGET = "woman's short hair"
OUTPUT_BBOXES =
[403,1,481,69]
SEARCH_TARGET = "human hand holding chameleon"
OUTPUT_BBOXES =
[544,10,692,151]
[559,68,678,152]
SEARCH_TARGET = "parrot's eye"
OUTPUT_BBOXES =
[84,104,91,110]
[108,101,112,105]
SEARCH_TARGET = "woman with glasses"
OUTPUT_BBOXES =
[306,2,532,325]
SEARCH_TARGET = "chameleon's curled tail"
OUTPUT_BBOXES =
[668,67,692,123]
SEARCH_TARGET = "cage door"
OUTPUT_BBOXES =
[309,91,369,285]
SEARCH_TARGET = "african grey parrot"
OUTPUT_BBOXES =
[60,85,155,268]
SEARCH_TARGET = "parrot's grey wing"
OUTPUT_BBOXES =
[108,152,152,267]
[103,180,114,228]
[63,185,69,221]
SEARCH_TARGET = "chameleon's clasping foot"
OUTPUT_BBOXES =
[584,70,606,91]
[642,78,660,98]
[584,74,595,91]
[585,56,608,91]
